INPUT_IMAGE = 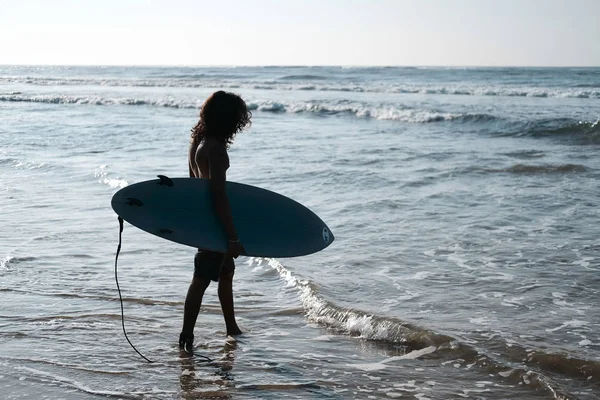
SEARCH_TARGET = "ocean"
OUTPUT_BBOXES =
[1,65,599,399]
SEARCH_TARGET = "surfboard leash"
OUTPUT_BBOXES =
[115,216,154,363]
[115,215,215,364]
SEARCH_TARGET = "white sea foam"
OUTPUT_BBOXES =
[469,317,492,326]
[102,178,129,188]
[9,92,592,131]
[349,346,437,371]
[2,75,599,98]
[2,93,477,123]
[0,93,200,109]
[12,159,46,170]
[264,257,411,342]
[400,271,434,280]
[260,257,450,354]
[247,100,488,123]
[1,254,12,269]
[546,320,589,333]
[94,168,128,188]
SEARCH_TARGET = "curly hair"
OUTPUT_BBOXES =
[190,91,252,147]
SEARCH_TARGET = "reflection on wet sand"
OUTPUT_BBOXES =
[178,337,238,399]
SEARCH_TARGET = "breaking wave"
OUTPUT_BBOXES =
[261,257,600,399]
[0,94,496,124]
[2,75,600,98]
[1,255,37,269]
[0,93,201,109]
[3,93,597,142]
[246,100,496,123]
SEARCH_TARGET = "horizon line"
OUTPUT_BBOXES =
[1,63,599,69]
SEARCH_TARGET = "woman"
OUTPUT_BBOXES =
[180,91,252,353]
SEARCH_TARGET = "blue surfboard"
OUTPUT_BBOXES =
[111,176,334,258]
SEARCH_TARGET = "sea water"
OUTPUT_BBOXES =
[1,66,599,399]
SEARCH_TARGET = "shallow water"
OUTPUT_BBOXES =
[1,66,600,399]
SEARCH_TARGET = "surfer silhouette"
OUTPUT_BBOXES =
[180,91,252,353]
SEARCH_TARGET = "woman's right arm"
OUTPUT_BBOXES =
[205,146,244,258]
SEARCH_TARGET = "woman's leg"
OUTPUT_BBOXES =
[218,269,242,336]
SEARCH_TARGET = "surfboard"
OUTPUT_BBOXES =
[111,175,334,258]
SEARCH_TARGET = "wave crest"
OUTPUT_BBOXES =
[263,257,449,347]
[3,75,599,98]
[3,94,496,124]
[1,255,36,269]
[0,94,199,109]
[247,100,496,123]
[261,257,600,397]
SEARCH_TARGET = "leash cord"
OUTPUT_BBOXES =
[115,216,154,363]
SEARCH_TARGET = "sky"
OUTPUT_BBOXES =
[0,0,599,66]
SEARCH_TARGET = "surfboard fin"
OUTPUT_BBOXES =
[157,175,174,187]
[125,197,143,207]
